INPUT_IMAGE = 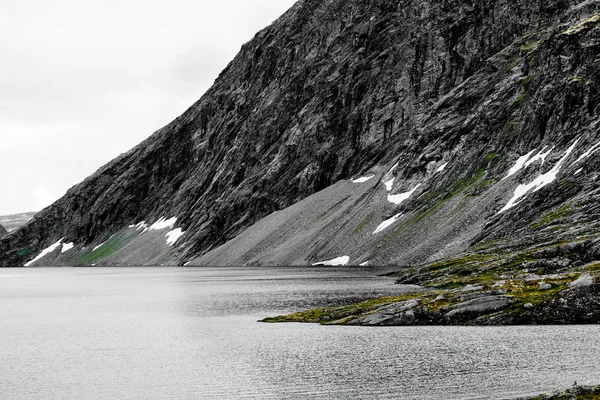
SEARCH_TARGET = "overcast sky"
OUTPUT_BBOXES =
[0,0,297,215]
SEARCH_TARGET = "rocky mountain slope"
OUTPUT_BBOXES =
[0,224,6,237]
[1,0,599,300]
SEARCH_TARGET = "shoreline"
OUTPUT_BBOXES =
[262,272,599,326]
[521,384,600,399]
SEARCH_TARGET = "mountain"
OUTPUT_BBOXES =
[1,0,599,292]
[0,224,6,237]
[0,212,37,234]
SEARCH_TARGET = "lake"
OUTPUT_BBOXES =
[1,267,599,399]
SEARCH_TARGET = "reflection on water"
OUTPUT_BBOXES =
[0,267,599,399]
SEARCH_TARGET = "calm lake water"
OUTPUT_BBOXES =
[1,267,599,399]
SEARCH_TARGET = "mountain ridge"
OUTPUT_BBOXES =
[1,0,599,272]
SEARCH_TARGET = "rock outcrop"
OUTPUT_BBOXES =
[263,273,600,326]
[1,0,599,272]
[0,224,6,237]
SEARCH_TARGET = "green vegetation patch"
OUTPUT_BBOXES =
[352,212,375,235]
[511,92,529,110]
[17,245,37,258]
[501,277,574,306]
[531,202,579,230]
[80,233,125,264]
[562,13,600,35]
[521,39,543,54]
[526,384,600,399]
[261,293,424,324]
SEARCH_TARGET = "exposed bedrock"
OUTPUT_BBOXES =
[1,0,599,268]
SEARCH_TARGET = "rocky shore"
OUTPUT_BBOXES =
[522,384,600,399]
[262,269,599,326]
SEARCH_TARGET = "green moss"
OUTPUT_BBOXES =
[81,234,124,264]
[507,281,570,306]
[583,262,600,273]
[446,152,496,196]
[523,74,537,88]
[511,92,529,110]
[562,13,600,35]
[17,245,37,258]
[506,54,522,69]
[262,293,424,324]
[531,202,579,230]
[521,39,543,54]
[352,212,375,235]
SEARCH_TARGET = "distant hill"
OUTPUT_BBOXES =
[0,212,37,233]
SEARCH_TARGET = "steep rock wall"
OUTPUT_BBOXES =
[1,0,598,267]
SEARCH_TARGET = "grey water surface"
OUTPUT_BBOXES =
[1,267,599,399]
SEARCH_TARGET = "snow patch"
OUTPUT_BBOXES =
[503,150,535,180]
[373,213,402,234]
[574,142,600,164]
[313,256,350,266]
[499,140,579,213]
[134,222,149,231]
[93,241,107,252]
[387,162,399,174]
[352,175,375,183]
[61,243,74,253]
[524,146,553,168]
[24,239,64,266]
[166,228,185,246]
[359,261,369,266]
[436,163,449,173]
[383,178,395,192]
[388,184,421,205]
[575,168,583,175]
[148,217,178,231]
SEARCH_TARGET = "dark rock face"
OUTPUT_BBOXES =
[0,224,6,237]
[1,0,599,267]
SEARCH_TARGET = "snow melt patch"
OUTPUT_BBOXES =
[575,168,583,175]
[24,239,64,266]
[574,141,600,164]
[373,213,402,234]
[387,162,399,174]
[148,217,177,231]
[524,146,553,168]
[503,150,535,180]
[360,261,369,266]
[388,184,421,205]
[61,243,74,253]
[383,178,395,192]
[313,256,350,266]
[166,228,185,246]
[134,222,149,231]
[93,241,107,252]
[352,175,375,183]
[499,140,579,213]
[436,163,449,173]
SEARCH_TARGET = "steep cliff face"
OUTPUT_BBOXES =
[0,224,6,237]
[1,0,599,269]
